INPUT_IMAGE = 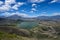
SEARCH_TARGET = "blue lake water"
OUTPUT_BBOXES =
[17,22,38,29]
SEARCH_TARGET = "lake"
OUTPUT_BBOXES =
[17,22,38,29]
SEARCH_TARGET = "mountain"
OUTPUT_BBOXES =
[6,14,36,22]
[0,14,60,21]
[7,14,23,20]
[36,15,60,21]
[51,15,60,19]
[36,16,50,20]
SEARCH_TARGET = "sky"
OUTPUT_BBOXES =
[0,0,60,17]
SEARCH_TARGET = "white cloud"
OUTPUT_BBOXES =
[31,8,36,11]
[30,11,34,13]
[52,13,60,16]
[32,4,37,7]
[50,0,57,3]
[50,0,60,3]
[3,12,11,17]
[0,0,24,12]
[0,5,11,12]
[40,14,48,16]
[0,1,3,5]
[39,13,60,16]
[28,0,45,3]
[12,2,24,10]
[39,12,48,16]
[30,8,37,13]
[15,12,28,17]
[3,12,29,17]
[5,0,16,5]
[21,10,25,12]
[3,12,38,17]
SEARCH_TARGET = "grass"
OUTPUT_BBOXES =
[0,31,24,40]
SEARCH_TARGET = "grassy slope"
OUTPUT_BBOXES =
[0,31,60,40]
[0,31,24,40]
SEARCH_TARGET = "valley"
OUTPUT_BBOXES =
[0,15,60,40]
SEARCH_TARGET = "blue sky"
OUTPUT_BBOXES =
[0,0,60,17]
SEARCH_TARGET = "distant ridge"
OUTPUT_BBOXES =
[7,14,23,20]
[0,14,60,21]
[36,15,60,21]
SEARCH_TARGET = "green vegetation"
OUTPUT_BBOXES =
[0,31,24,40]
